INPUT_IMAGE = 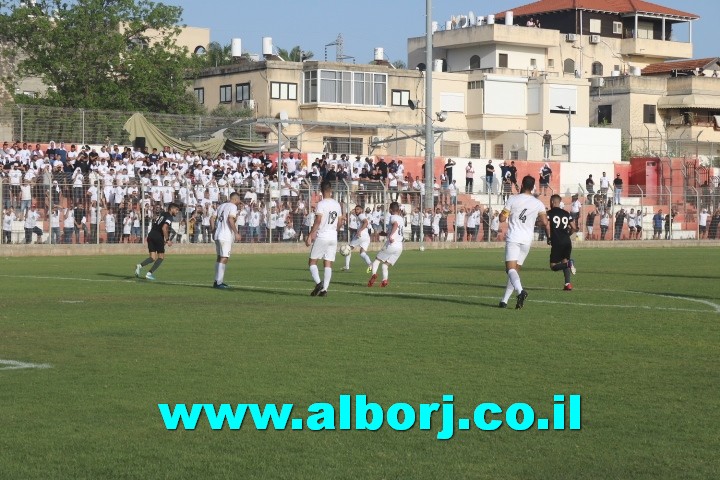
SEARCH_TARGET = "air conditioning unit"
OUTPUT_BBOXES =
[591,77,605,88]
[566,33,578,42]
[371,136,382,145]
[241,99,255,109]
[590,35,600,44]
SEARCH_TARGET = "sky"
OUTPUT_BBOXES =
[174,0,716,63]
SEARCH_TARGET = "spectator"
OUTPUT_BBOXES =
[542,130,552,160]
[485,160,495,195]
[652,209,663,239]
[613,174,623,205]
[444,158,456,185]
[455,206,466,242]
[3,207,16,244]
[664,210,675,240]
[585,174,595,204]
[586,207,597,240]
[539,163,552,196]
[600,211,610,240]
[599,172,610,200]
[465,161,475,194]
[614,208,626,240]
[570,195,581,229]
[23,204,43,244]
[699,208,709,239]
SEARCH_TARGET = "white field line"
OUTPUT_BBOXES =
[0,359,52,371]
[0,274,718,314]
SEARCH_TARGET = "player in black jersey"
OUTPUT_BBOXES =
[545,195,577,291]
[135,203,181,280]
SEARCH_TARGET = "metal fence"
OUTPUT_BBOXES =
[0,104,258,146]
[627,134,720,165]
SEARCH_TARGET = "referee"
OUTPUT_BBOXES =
[135,203,181,280]
[546,195,577,291]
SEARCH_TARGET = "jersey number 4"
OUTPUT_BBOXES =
[518,209,528,223]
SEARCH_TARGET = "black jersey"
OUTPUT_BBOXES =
[548,207,573,244]
[149,211,173,237]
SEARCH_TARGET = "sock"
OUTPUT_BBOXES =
[309,264,321,284]
[149,258,163,273]
[214,262,220,282]
[371,260,380,275]
[551,263,566,272]
[216,263,226,284]
[502,279,514,303]
[564,268,572,285]
[323,267,332,291]
[381,263,389,281]
[141,257,154,267]
[508,269,523,293]
[360,251,372,266]
[345,253,351,269]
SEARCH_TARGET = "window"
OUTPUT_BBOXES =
[304,69,387,106]
[598,105,612,125]
[271,82,298,100]
[613,22,623,35]
[470,55,481,69]
[236,83,250,102]
[288,136,299,150]
[498,54,508,68]
[441,141,459,157]
[391,90,410,106]
[548,59,555,69]
[194,88,204,105]
[614,65,620,72]
[470,144,482,158]
[637,21,654,39]
[530,58,537,68]
[323,136,363,156]
[468,80,482,89]
[219,85,232,103]
[592,62,604,76]
[589,19,601,34]
[643,104,656,124]
[493,144,504,160]
[564,58,575,74]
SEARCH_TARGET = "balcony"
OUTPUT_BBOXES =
[620,38,692,60]
[409,24,558,52]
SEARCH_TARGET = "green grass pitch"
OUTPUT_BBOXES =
[1,247,718,479]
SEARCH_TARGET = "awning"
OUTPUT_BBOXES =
[657,94,720,110]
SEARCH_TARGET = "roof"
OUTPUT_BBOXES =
[496,0,698,20]
[642,58,720,75]
[657,94,720,110]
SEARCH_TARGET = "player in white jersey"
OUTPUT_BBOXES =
[368,201,404,288]
[499,175,548,309]
[306,181,342,297]
[343,205,373,273]
[210,192,242,289]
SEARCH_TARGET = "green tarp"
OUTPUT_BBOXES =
[123,113,280,155]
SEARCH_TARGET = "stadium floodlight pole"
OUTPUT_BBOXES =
[423,0,434,211]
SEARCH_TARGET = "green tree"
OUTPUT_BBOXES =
[277,46,313,62]
[0,0,201,114]
[197,41,234,68]
[392,60,407,70]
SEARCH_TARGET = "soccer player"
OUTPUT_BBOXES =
[368,201,404,288]
[306,180,342,297]
[498,175,548,309]
[343,205,373,273]
[135,202,180,280]
[210,192,243,289]
[546,194,577,291]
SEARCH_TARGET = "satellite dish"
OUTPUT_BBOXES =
[436,111,448,122]
[468,11,476,26]
[408,99,418,110]
[458,15,467,28]
[279,111,289,129]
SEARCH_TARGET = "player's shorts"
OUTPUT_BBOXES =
[629,226,636,232]
[550,240,572,264]
[310,236,337,262]
[636,225,642,232]
[376,241,403,265]
[215,239,232,258]
[147,233,165,254]
[349,233,370,251]
[505,241,531,265]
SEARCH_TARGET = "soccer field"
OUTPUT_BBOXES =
[1,247,718,479]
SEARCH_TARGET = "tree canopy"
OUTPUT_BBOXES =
[0,0,201,114]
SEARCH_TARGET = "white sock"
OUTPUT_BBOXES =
[323,267,332,290]
[382,263,389,281]
[502,279,514,303]
[371,259,380,275]
[310,265,321,284]
[508,269,523,293]
[214,262,220,282]
[360,251,372,266]
[345,253,351,269]
[216,263,226,284]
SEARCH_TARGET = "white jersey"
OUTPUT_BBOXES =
[356,213,370,239]
[314,197,342,240]
[503,193,546,245]
[214,202,238,242]
[386,214,405,244]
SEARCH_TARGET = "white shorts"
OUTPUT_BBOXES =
[349,234,370,252]
[376,242,403,266]
[505,242,531,265]
[310,237,338,262]
[215,239,232,258]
